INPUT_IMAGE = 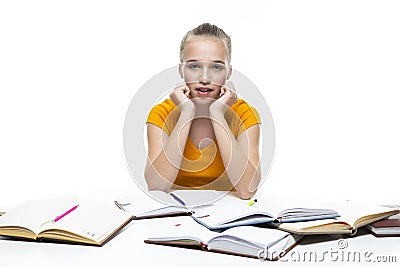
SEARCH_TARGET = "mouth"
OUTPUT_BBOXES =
[196,87,213,96]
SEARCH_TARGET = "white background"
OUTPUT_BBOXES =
[1,0,399,206]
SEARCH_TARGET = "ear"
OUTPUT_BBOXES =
[226,65,233,80]
[178,64,183,79]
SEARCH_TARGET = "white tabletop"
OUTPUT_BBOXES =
[1,207,399,267]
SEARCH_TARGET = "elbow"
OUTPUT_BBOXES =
[235,172,260,200]
[236,189,257,200]
[145,178,170,192]
[146,183,169,192]
[144,167,171,193]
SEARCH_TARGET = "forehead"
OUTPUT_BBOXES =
[182,37,228,63]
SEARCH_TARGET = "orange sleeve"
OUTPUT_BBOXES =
[229,100,261,137]
[146,99,178,135]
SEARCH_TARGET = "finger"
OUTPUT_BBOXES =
[174,85,186,96]
[231,88,237,98]
[220,86,226,96]
[184,86,191,98]
[175,82,186,90]
[221,86,231,95]
[224,81,236,92]
[180,84,187,92]
[224,88,234,98]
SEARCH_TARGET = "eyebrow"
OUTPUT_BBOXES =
[185,59,226,64]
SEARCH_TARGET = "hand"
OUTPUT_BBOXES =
[169,84,195,113]
[210,81,238,114]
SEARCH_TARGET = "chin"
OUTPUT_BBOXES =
[191,96,217,106]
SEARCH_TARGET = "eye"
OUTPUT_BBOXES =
[188,63,201,69]
[212,64,225,71]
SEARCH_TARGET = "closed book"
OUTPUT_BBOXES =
[367,206,400,237]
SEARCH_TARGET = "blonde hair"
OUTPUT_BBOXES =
[180,23,232,64]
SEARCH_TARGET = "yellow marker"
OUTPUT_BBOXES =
[247,199,257,206]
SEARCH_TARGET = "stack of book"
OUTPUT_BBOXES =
[115,190,399,260]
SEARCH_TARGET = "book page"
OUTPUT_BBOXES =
[115,191,179,216]
[192,194,274,227]
[192,192,338,227]
[116,191,229,219]
[145,217,289,247]
[145,217,296,259]
[278,218,351,234]
[145,216,220,243]
[253,194,336,219]
[0,196,78,235]
[206,226,292,259]
[220,226,290,247]
[40,200,132,243]
[170,190,226,207]
[267,234,303,260]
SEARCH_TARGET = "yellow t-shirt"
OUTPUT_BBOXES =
[146,99,261,191]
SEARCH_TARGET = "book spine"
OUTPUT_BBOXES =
[349,228,357,236]
[200,241,208,251]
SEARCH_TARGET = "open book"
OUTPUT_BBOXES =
[192,194,339,230]
[144,217,302,260]
[114,190,223,219]
[276,200,400,235]
[0,196,133,246]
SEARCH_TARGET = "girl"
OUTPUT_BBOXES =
[144,23,261,199]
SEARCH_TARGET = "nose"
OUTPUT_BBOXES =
[198,67,212,84]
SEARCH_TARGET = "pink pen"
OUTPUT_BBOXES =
[54,205,79,222]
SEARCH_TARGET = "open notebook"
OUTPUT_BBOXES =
[192,193,339,230]
[144,216,302,260]
[0,196,133,246]
[114,190,224,219]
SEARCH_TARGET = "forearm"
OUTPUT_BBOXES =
[210,112,261,199]
[145,111,194,191]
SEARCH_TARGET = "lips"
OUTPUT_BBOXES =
[196,87,213,96]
